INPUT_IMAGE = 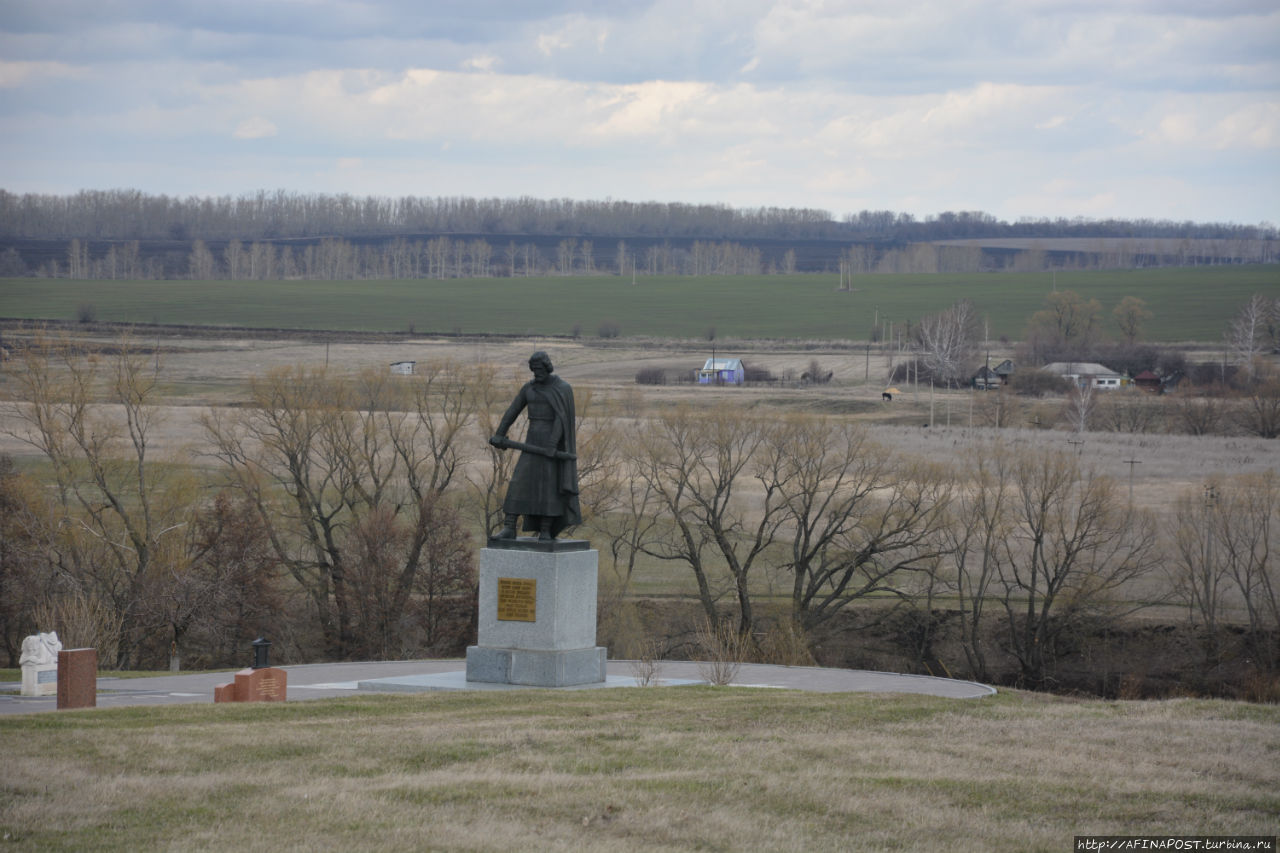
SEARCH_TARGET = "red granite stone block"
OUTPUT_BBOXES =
[56,648,97,710]
[238,667,287,702]
[214,667,287,703]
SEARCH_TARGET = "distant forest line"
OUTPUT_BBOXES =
[0,188,1276,280]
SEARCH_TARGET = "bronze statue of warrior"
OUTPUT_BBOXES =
[488,351,581,540]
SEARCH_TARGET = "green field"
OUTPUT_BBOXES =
[2,266,1277,341]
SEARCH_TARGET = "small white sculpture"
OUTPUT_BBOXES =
[19,631,62,667]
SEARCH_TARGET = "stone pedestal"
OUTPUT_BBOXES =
[21,664,58,697]
[56,648,97,710]
[466,539,606,687]
[213,667,287,703]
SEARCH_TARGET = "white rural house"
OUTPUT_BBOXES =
[390,361,416,376]
[696,358,745,385]
[1042,362,1128,390]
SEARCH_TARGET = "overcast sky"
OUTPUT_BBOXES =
[1,1,1277,224]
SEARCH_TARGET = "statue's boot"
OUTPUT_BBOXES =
[537,517,554,541]
[496,514,519,539]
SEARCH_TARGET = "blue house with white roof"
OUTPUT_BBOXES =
[697,358,745,385]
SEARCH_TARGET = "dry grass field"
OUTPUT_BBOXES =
[1,687,1277,852]
[1,329,1272,520]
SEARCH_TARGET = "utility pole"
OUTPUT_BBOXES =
[1123,459,1142,506]
[1204,483,1217,635]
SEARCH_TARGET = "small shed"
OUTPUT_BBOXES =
[697,358,745,385]
[1133,370,1162,393]
[390,361,416,376]
[972,359,1014,390]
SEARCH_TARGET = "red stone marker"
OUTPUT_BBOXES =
[56,648,97,710]
[213,667,287,703]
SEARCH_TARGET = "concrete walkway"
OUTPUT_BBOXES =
[0,659,994,715]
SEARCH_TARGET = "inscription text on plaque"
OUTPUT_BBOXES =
[497,577,537,622]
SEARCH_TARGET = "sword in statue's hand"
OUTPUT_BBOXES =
[488,434,576,460]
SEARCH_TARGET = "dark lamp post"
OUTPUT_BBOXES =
[252,637,272,669]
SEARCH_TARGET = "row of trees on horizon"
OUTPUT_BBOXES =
[2,188,1276,279]
[3,189,1275,243]
[6,230,1276,282]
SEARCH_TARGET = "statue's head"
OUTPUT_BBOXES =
[529,351,553,379]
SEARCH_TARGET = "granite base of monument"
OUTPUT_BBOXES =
[466,539,607,687]
[56,648,96,710]
[21,664,58,697]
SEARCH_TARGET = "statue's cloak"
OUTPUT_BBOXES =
[499,375,581,537]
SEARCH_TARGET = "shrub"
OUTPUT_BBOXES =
[635,367,667,385]
[801,359,833,383]
[597,321,621,339]
[1009,369,1072,397]
[694,617,747,686]
[1171,390,1228,436]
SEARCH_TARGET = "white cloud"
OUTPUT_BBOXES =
[462,54,499,73]
[0,1,1275,223]
[233,116,278,139]
[0,60,82,87]
[535,14,610,57]
[1210,103,1279,149]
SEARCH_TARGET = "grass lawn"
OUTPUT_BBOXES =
[2,265,1276,341]
[0,668,232,683]
[1,688,1276,852]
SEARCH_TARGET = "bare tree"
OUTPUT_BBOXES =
[0,456,54,666]
[224,240,245,280]
[1025,290,1103,363]
[557,239,577,275]
[466,365,520,538]
[630,406,782,635]
[945,452,1015,681]
[1112,296,1153,345]
[188,240,215,280]
[583,437,661,600]
[156,490,283,667]
[1062,381,1096,433]
[1169,482,1229,657]
[203,362,477,659]
[1226,294,1271,382]
[1172,390,1227,436]
[762,417,953,633]
[917,299,978,386]
[1235,375,1280,438]
[1215,472,1279,664]
[4,336,198,667]
[1093,392,1161,434]
[993,449,1160,688]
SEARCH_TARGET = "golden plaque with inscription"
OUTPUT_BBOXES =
[497,577,537,622]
